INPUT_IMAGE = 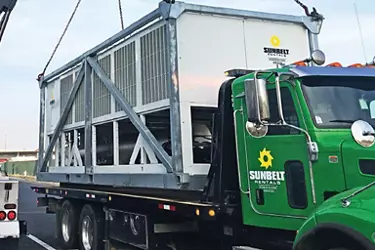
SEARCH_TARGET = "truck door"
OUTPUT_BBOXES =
[242,83,314,218]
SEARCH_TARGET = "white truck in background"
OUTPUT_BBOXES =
[0,1,27,246]
[0,172,23,245]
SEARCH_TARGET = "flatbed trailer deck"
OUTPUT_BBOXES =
[32,185,220,220]
[31,184,266,250]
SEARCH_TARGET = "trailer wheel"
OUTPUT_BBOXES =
[78,204,104,250]
[57,200,79,248]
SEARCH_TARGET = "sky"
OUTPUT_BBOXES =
[0,0,374,150]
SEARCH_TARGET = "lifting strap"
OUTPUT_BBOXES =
[38,0,82,81]
[118,0,124,30]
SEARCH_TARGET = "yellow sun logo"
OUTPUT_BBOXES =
[270,35,280,47]
[258,148,274,170]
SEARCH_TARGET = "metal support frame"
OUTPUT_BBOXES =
[87,57,174,173]
[38,62,85,173]
[37,77,46,172]
[166,18,183,174]
[84,59,93,174]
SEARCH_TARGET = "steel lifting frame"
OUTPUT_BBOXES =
[37,1,187,181]
[38,56,174,174]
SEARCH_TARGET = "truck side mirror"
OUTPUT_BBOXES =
[244,78,271,124]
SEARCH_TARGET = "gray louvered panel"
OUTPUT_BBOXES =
[114,41,137,111]
[141,25,169,105]
[93,55,112,118]
[74,70,85,122]
[74,79,84,122]
[60,74,73,125]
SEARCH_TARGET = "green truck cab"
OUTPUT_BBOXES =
[229,51,375,250]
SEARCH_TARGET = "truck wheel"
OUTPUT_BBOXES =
[78,204,104,250]
[57,200,79,248]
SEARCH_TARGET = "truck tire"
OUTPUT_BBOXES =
[78,204,104,250]
[57,200,80,248]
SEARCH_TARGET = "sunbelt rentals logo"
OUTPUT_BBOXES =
[264,35,290,65]
[249,148,285,187]
[263,35,290,57]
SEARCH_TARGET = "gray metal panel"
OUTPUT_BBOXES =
[141,24,169,105]
[37,172,207,190]
[290,66,375,77]
[114,41,137,109]
[74,75,85,122]
[93,55,112,118]
[60,75,73,125]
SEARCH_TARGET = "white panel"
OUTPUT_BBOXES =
[177,13,246,106]
[176,12,310,106]
[243,18,310,68]
[48,166,85,173]
[93,165,166,174]
[188,164,210,175]
[46,79,61,133]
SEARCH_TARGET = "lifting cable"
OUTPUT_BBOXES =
[293,0,310,16]
[0,0,17,43]
[38,0,82,81]
[118,0,124,30]
[293,0,324,21]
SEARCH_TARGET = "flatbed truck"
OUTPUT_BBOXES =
[31,1,375,250]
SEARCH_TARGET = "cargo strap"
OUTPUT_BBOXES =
[37,0,82,81]
[118,0,124,29]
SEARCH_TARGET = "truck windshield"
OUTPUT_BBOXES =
[301,76,375,128]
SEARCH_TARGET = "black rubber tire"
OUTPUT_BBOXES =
[56,200,80,249]
[78,204,104,250]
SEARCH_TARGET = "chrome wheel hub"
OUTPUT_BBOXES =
[82,215,94,250]
[61,210,71,243]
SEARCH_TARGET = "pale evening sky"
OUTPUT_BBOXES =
[0,0,374,150]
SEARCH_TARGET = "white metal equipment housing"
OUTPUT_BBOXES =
[0,177,20,239]
[37,1,323,192]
